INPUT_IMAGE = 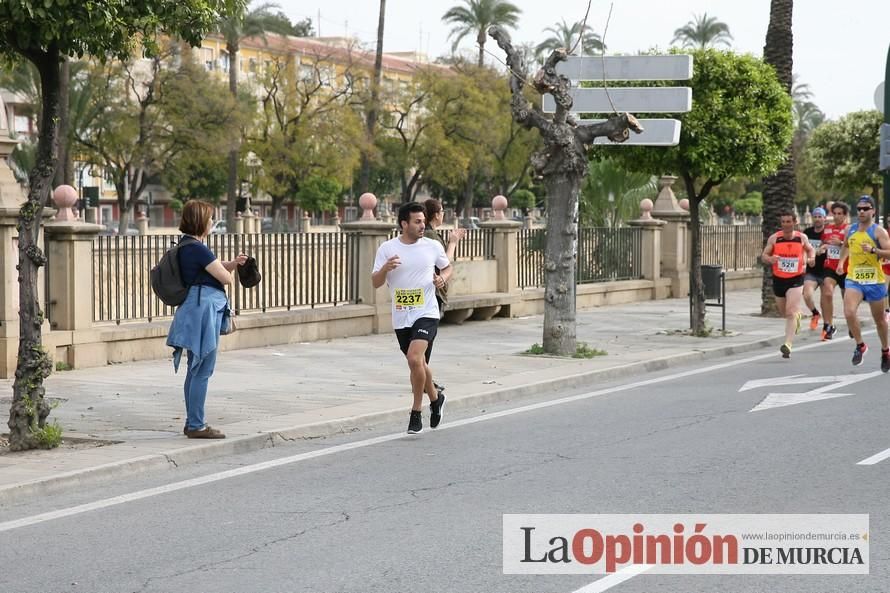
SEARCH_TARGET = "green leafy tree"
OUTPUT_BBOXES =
[162,150,229,203]
[296,176,342,212]
[256,12,313,36]
[536,19,604,59]
[248,50,364,228]
[759,0,794,314]
[75,46,241,232]
[671,13,733,49]
[580,159,656,227]
[805,110,884,199]
[443,0,521,67]
[0,0,243,452]
[607,49,792,334]
[510,188,536,211]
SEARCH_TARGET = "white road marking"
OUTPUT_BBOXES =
[857,447,890,465]
[569,564,653,592]
[0,337,847,534]
[748,371,882,412]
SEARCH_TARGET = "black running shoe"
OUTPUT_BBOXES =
[780,343,791,359]
[430,393,446,428]
[822,325,837,341]
[852,343,868,366]
[407,410,423,434]
[882,351,890,373]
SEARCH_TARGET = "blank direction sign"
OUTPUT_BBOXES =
[556,55,693,81]
[542,87,692,114]
[578,118,681,146]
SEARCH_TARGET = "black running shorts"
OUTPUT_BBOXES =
[395,317,439,362]
[772,274,805,298]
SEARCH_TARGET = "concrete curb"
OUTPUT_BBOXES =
[0,332,788,506]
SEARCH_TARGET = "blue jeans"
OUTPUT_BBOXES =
[184,347,218,431]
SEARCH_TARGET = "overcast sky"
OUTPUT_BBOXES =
[278,0,888,119]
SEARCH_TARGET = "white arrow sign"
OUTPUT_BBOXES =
[743,371,882,412]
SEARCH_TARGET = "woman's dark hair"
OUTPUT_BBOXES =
[179,199,214,236]
[398,202,425,226]
[423,199,443,223]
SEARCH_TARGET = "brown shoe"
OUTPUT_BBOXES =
[185,426,226,439]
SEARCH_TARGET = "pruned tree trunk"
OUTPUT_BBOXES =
[489,25,642,355]
[8,48,59,451]
[760,0,794,315]
[542,174,581,353]
[226,41,240,229]
[358,0,386,195]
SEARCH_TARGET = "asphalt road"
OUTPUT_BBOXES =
[1,336,888,593]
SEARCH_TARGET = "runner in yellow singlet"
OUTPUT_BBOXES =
[837,196,890,370]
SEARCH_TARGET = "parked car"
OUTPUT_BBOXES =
[459,216,481,230]
[211,220,227,234]
[99,223,139,236]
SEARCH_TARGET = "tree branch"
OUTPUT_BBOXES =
[575,113,644,145]
[487,25,549,132]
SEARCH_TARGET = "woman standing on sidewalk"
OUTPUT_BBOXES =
[167,200,247,439]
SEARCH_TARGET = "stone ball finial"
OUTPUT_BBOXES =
[678,198,690,211]
[52,184,78,221]
[359,192,377,220]
[491,195,508,220]
[639,198,654,220]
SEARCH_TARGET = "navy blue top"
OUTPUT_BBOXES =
[178,239,224,292]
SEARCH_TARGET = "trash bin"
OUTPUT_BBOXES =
[701,265,723,300]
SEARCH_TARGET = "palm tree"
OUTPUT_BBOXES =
[217,1,278,228]
[535,19,604,59]
[760,0,794,315]
[671,13,733,49]
[442,0,521,67]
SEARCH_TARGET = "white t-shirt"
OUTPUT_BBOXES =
[373,236,449,329]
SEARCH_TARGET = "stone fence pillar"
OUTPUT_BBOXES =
[627,198,666,282]
[43,221,103,332]
[478,219,522,293]
[652,175,690,297]
[340,193,396,333]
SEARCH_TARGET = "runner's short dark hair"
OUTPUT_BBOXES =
[398,202,425,226]
[778,210,796,220]
[830,202,849,215]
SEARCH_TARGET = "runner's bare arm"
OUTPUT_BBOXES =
[836,228,852,270]
[761,236,776,265]
[868,227,890,258]
[802,235,816,266]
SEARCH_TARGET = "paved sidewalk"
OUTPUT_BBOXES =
[0,289,821,503]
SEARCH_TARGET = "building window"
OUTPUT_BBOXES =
[201,48,214,71]
[220,52,230,73]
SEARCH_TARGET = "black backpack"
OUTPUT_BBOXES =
[150,236,198,306]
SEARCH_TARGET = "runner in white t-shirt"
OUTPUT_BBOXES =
[372,202,452,434]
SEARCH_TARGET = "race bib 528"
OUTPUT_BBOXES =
[777,257,799,274]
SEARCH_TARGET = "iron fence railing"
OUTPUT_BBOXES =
[387,228,495,260]
[700,225,763,271]
[577,226,643,284]
[517,227,644,288]
[93,232,360,324]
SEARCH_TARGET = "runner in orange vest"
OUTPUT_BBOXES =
[762,211,817,359]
